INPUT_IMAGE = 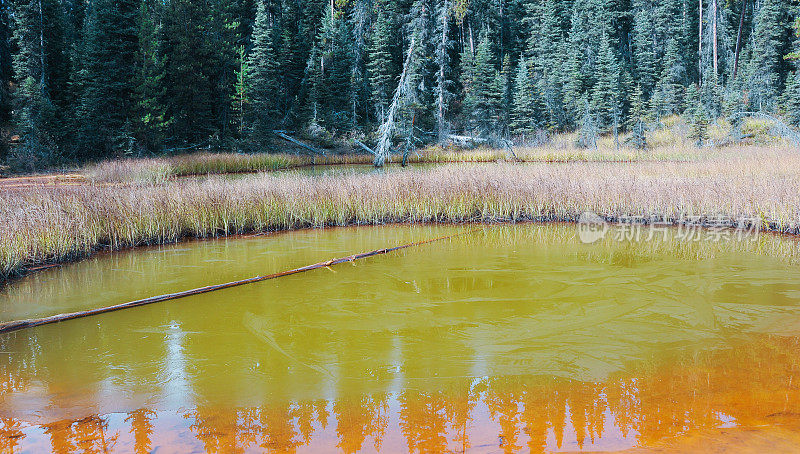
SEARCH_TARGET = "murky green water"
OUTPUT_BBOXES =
[2,224,800,453]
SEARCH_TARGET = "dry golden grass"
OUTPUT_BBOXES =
[86,131,768,184]
[3,147,800,282]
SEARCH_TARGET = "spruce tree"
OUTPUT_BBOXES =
[80,0,139,156]
[747,0,791,111]
[0,0,11,126]
[529,0,568,130]
[564,0,615,122]
[462,30,502,138]
[652,36,685,117]
[204,0,251,148]
[350,0,370,126]
[632,0,657,97]
[163,0,216,145]
[497,54,513,137]
[783,72,800,126]
[685,84,709,147]
[11,0,72,167]
[434,0,454,143]
[781,10,799,125]
[231,45,248,138]
[576,99,598,149]
[367,2,397,123]
[132,0,168,152]
[563,0,592,122]
[405,0,437,131]
[590,31,622,131]
[313,3,353,130]
[511,57,539,138]
[244,0,280,148]
[627,84,648,149]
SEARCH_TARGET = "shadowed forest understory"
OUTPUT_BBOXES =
[0,0,798,172]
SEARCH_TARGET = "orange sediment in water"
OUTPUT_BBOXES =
[2,224,800,452]
[2,335,799,453]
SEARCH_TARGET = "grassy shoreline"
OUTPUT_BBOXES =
[80,116,795,183]
[84,141,743,183]
[3,150,800,285]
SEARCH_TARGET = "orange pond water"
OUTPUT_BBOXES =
[2,224,800,453]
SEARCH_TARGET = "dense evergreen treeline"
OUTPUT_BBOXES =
[0,0,798,167]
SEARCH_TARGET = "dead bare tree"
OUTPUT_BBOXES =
[712,0,718,77]
[374,38,416,167]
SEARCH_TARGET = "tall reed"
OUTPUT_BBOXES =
[83,140,764,183]
[4,153,800,283]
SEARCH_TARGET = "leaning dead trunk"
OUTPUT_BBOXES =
[374,38,416,167]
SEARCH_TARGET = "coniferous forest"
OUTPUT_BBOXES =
[0,0,798,169]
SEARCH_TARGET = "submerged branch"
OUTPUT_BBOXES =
[0,228,476,335]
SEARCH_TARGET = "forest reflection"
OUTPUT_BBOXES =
[1,333,799,453]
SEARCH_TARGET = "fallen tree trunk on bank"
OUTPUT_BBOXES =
[274,131,327,156]
[0,228,477,335]
[352,139,376,155]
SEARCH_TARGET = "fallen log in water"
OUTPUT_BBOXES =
[0,229,477,335]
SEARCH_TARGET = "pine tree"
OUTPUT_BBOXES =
[243,0,280,149]
[576,99,598,149]
[80,0,139,156]
[350,0,370,126]
[781,9,799,125]
[528,0,567,130]
[398,0,437,137]
[462,30,502,138]
[434,0,454,143]
[11,0,72,167]
[627,84,647,149]
[632,0,658,97]
[511,57,539,138]
[685,83,709,147]
[590,31,622,131]
[564,0,616,122]
[367,2,397,123]
[652,36,685,117]
[205,0,252,148]
[163,0,216,146]
[132,0,168,152]
[783,71,800,126]
[747,0,791,111]
[312,2,353,130]
[0,0,11,126]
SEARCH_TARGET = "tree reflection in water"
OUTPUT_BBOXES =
[1,334,799,453]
